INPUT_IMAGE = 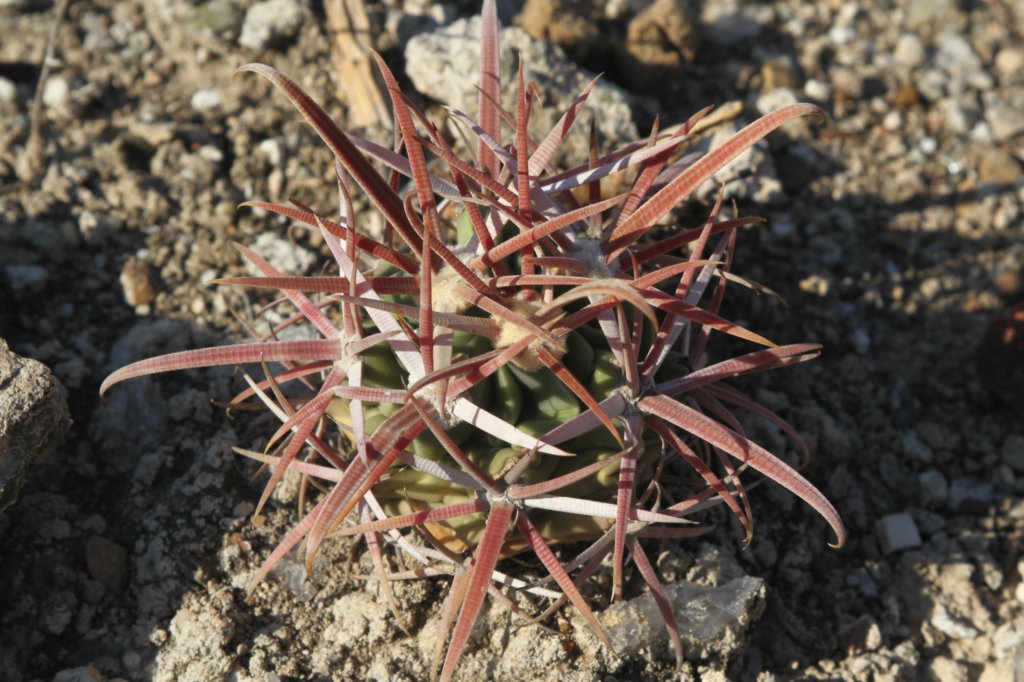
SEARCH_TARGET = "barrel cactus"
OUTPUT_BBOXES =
[101,1,845,678]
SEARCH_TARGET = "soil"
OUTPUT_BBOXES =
[1,0,1023,681]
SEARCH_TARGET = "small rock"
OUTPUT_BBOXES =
[85,536,129,593]
[239,0,308,51]
[893,33,925,69]
[845,567,879,598]
[936,98,976,134]
[1001,434,1024,472]
[876,512,922,554]
[702,2,771,46]
[621,0,699,90]
[830,66,863,99]
[948,477,994,514]
[839,614,882,653]
[904,0,958,33]
[916,69,946,101]
[994,47,1024,84]
[4,264,48,292]
[405,17,636,166]
[43,589,78,635]
[188,0,246,36]
[986,103,1024,141]
[901,430,933,463]
[799,274,830,297]
[0,339,71,512]
[600,574,765,659]
[250,232,316,276]
[760,56,799,92]
[931,608,980,640]
[755,88,799,117]
[993,270,1023,301]
[850,328,871,354]
[0,77,15,103]
[42,76,71,113]
[918,470,949,508]
[52,665,104,682]
[934,33,992,92]
[976,147,1022,184]
[190,88,223,114]
[516,0,601,63]
[119,256,156,308]
[926,657,969,682]
[882,110,902,132]
[803,78,830,102]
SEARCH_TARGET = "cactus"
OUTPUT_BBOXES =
[101,1,845,678]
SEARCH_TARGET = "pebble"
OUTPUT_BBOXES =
[702,2,772,46]
[993,47,1024,84]
[947,477,994,514]
[904,0,957,32]
[935,33,992,92]
[976,147,1022,184]
[52,665,104,682]
[238,0,308,51]
[799,274,830,297]
[831,66,863,98]
[918,470,949,508]
[191,88,223,114]
[845,567,879,598]
[927,657,969,682]
[917,68,947,101]
[839,615,882,653]
[876,512,922,554]
[983,89,1024,141]
[931,609,980,640]
[1001,434,1024,472]
[755,87,799,116]
[43,590,78,635]
[0,76,15,103]
[850,328,871,354]
[42,76,71,113]
[936,98,975,134]
[601,574,765,658]
[4,263,49,291]
[85,536,129,593]
[0,341,72,513]
[250,232,317,276]
[119,256,156,308]
[803,78,831,102]
[892,33,925,69]
[187,0,246,36]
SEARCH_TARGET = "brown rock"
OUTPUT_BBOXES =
[0,339,72,513]
[85,535,129,593]
[975,147,1023,185]
[516,0,602,63]
[620,0,699,91]
[894,81,919,109]
[119,256,156,308]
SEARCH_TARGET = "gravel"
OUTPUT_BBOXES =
[1,0,1022,679]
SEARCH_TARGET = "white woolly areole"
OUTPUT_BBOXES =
[494,298,566,371]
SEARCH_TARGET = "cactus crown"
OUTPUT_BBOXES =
[101,1,844,678]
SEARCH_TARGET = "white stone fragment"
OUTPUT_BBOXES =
[876,512,922,554]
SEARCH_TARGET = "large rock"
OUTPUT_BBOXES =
[0,339,71,513]
[600,574,765,660]
[405,17,637,167]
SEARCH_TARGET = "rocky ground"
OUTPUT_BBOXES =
[1,0,1023,680]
